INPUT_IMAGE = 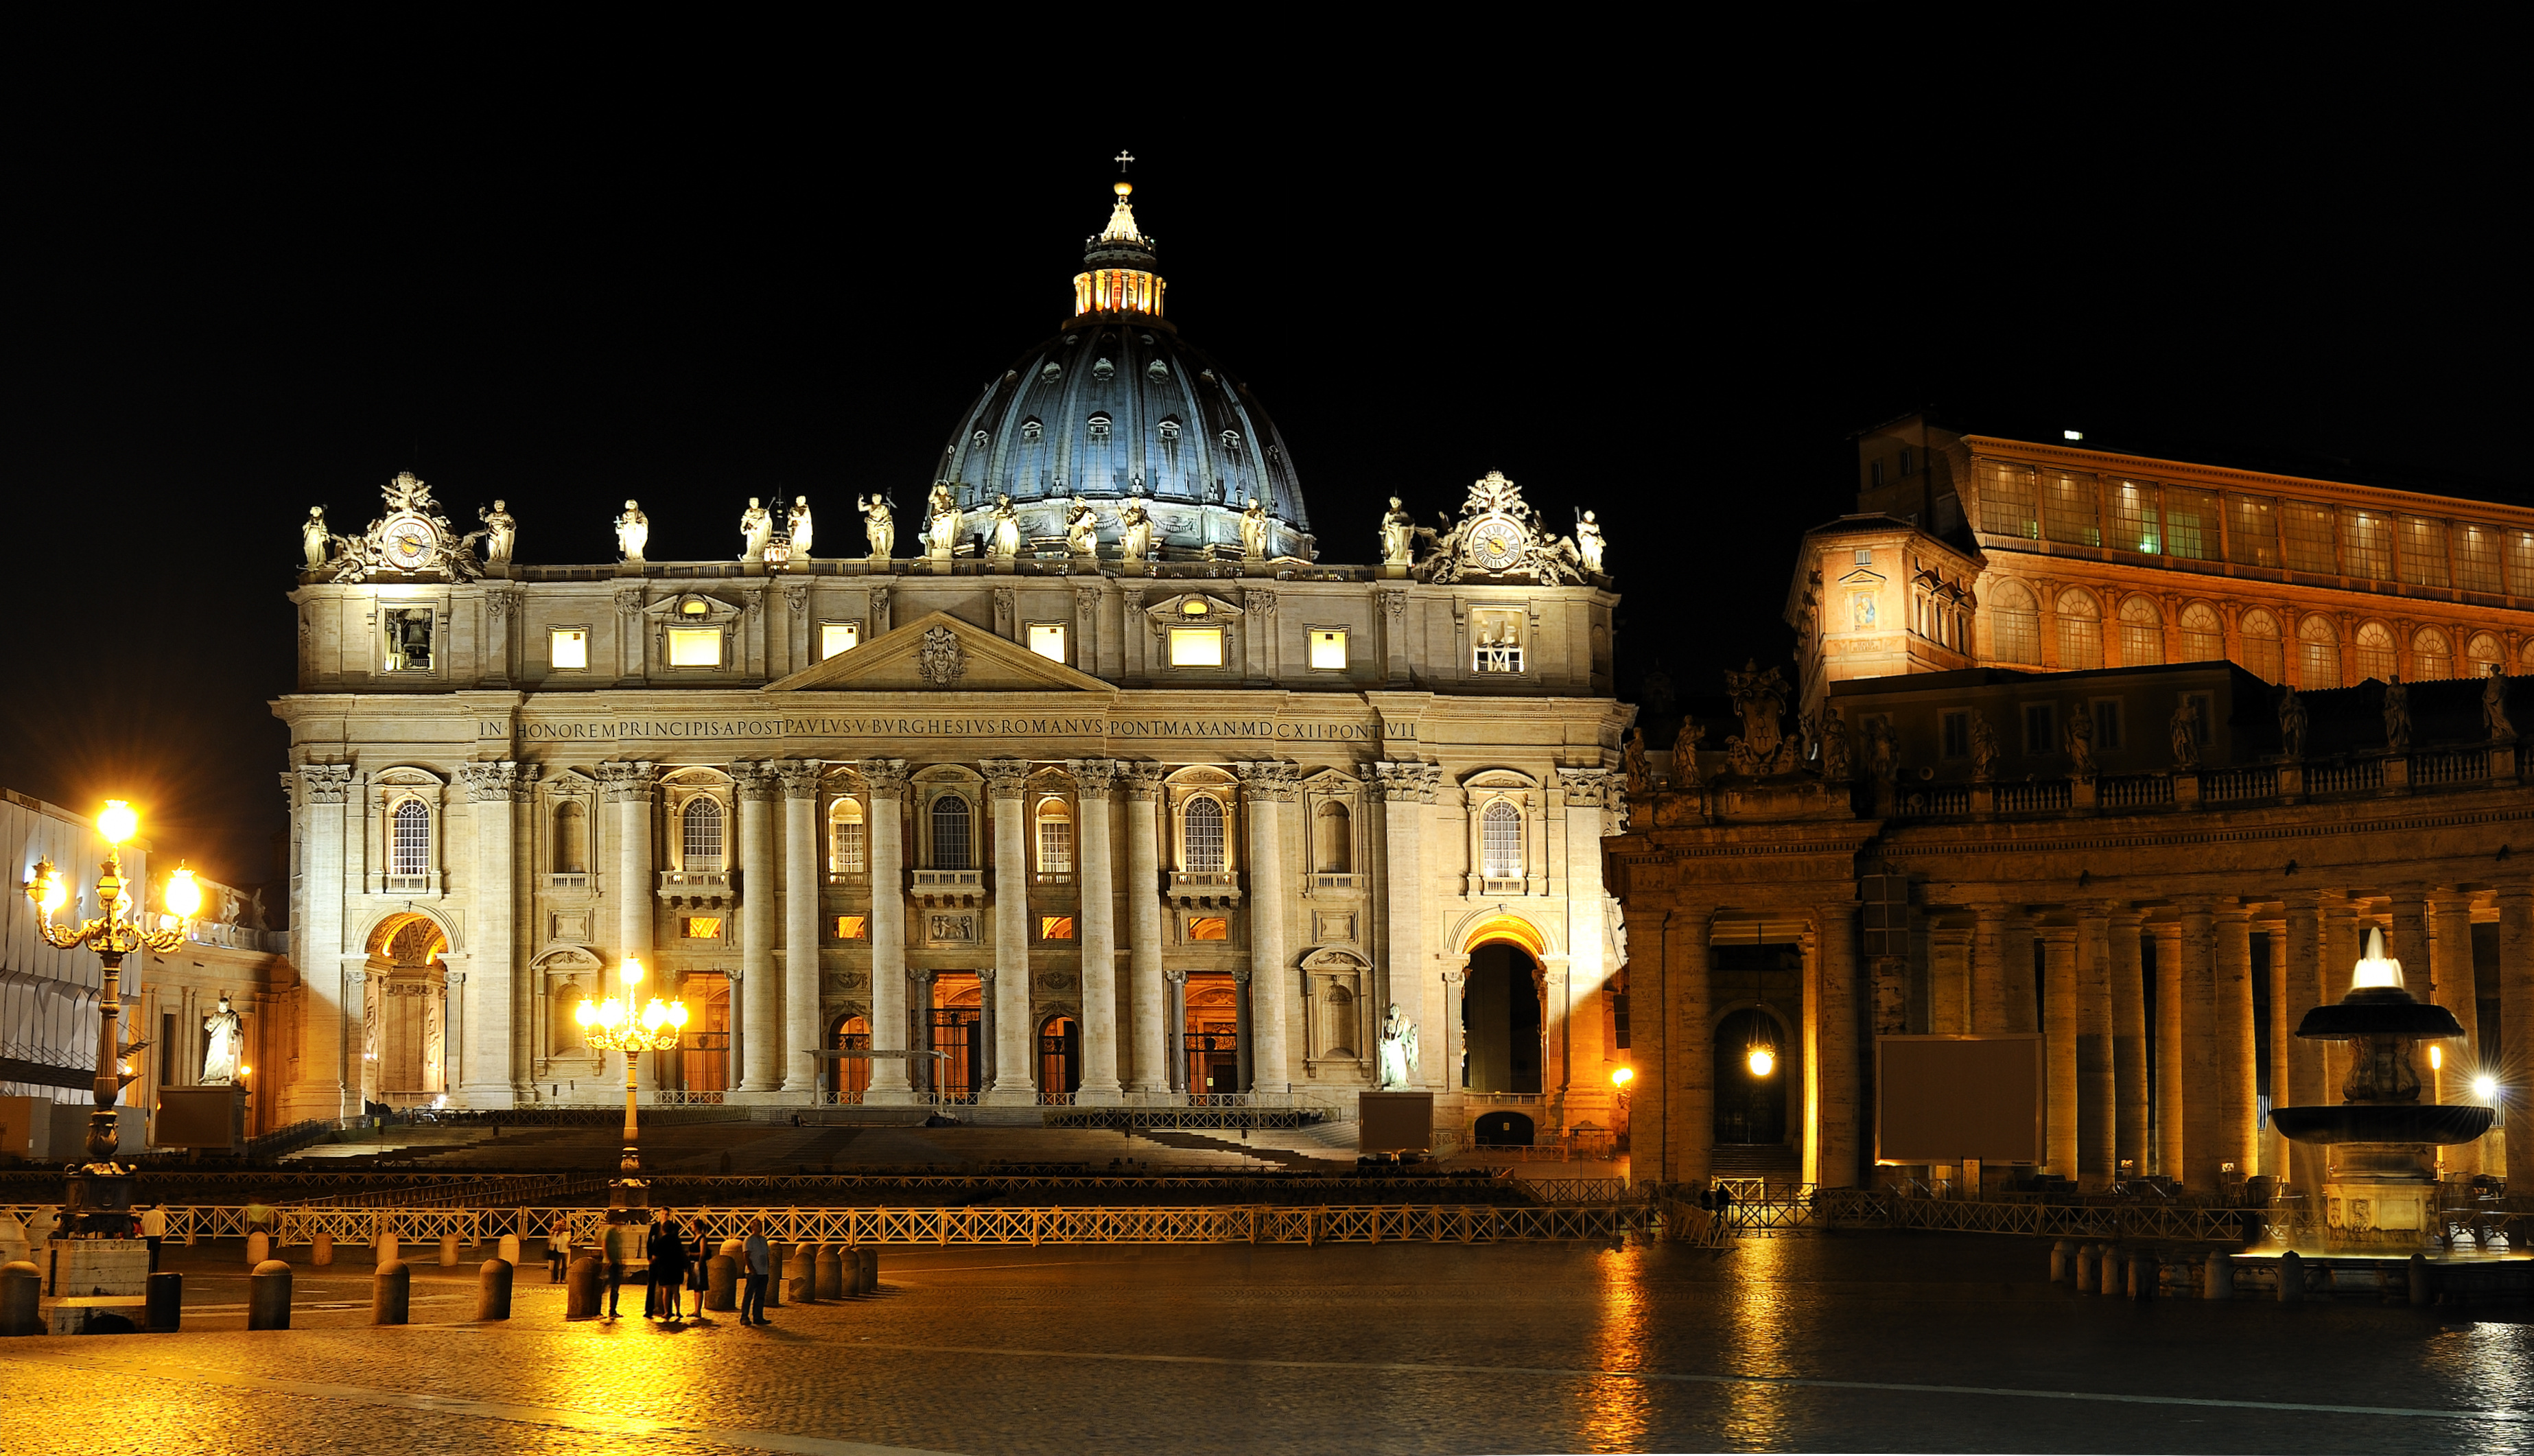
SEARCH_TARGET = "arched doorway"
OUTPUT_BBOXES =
[362,911,449,1109]
[667,973,731,1096]
[828,1013,871,1103]
[1462,942,1542,1094]
[927,975,983,1103]
[1475,1110,1536,1146]
[1713,1007,1788,1144]
[1039,1015,1081,1097]
[1183,974,1240,1094]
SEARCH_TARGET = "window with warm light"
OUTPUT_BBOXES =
[683,916,723,939]
[681,798,725,871]
[828,798,865,872]
[1309,629,1347,670]
[1169,626,1223,666]
[550,628,588,670]
[667,627,721,667]
[1182,796,1226,871]
[1027,624,1066,662]
[390,801,430,877]
[821,622,860,659]
[832,915,867,939]
[1186,915,1229,941]
[1040,915,1075,940]
[1035,799,1074,873]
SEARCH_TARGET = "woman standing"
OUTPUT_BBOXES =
[646,1212,688,1322]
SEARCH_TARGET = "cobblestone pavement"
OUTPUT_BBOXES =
[3,1234,2531,1453]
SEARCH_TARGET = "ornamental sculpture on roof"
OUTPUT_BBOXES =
[1722,659,1800,776]
[1413,471,1599,586]
[307,471,486,583]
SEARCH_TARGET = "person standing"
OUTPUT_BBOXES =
[645,1214,677,1320]
[139,1204,167,1272]
[603,1217,645,1320]
[740,1218,772,1326]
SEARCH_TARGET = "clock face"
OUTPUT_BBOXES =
[1466,516,1526,572]
[384,515,436,569]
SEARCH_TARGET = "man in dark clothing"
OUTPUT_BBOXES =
[604,1217,646,1319]
[740,1217,773,1326]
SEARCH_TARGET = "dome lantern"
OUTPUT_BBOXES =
[1073,180,1165,321]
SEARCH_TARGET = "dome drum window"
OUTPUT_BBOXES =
[1087,414,1112,439]
[1021,419,1044,442]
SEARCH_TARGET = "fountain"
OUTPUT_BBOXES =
[2272,928,2493,1253]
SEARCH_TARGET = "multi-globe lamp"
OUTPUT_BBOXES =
[574,955,686,1221]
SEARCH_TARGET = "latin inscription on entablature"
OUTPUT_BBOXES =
[482,714,1404,744]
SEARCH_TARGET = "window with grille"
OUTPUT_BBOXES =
[2056,589,2102,671]
[2093,700,2124,751]
[2180,602,2224,664]
[2105,480,2161,554]
[2354,622,2396,683]
[1989,581,2039,666]
[929,796,973,870]
[2281,501,2339,574]
[2413,627,2453,681]
[1940,710,1970,759]
[2298,616,2342,688]
[2117,596,2163,666]
[2509,532,2534,597]
[2455,524,2504,594]
[390,801,430,876]
[829,799,865,873]
[2023,703,2056,755]
[1035,799,1074,874]
[2470,633,2506,677]
[2226,495,2281,567]
[1182,797,1225,872]
[2041,471,2100,546]
[2397,517,2451,589]
[2343,511,2394,581]
[2161,487,2222,561]
[2240,610,2284,683]
[681,798,725,871]
[1481,801,1523,879]
[1976,460,2039,539]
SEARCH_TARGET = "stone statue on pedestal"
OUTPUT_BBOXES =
[1623,728,1649,795]
[1118,498,1155,563]
[1819,707,1852,782]
[1065,495,1099,556]
[987,493,1022,559]
[858,494,895,559]
[1866,718,1900,788]
[615,501,649,563]
[1970,713,1999,782]
[478,500,517,565]
[1239,497,1269,559]
[2383,674,2411,754]
[1722,660,1800,776]
[788,496,814,556]
[740,497,774,560]
[302,507,330,567]
[1377,1003,1419,1090]
[2277,685,2308,759]
[201,994,244,1085]
[2169,701,2201,770]
[2065,706,2097,779]
[1671,718,1705,788]
[1574,510,1605,575]
[2485,668,2515,741]
[922,482,961,559]
[1379,497,1415,566]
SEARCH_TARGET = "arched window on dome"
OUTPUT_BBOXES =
[1087,414,1112,439]
[1156,419,1181,441]
[1220,430,1241,451]
[2413,626,2453,681]
[1021,419,1043,443]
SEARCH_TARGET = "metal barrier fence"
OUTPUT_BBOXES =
[2,1202,1652,1247]
[1512,1177,1635,1204]
[1814,1189,2264,1243]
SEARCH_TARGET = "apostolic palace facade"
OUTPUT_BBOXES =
[269,179,1628,1140]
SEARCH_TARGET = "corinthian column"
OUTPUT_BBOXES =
[777,760,823,1097]
[982,760,1036,1104]
[290,765,355,1123]
[600,760,658,1094]
[860,760,911,1101]
[1374,761,1442,1088]
[1236,761,1299,1091]
[734,762,778,1096]
[456,763,511,1106]
[1070,760,1123,1102]
[2040,925,2077,1178]
[1556,767,1614,1130]
[1121,764,1166,1092]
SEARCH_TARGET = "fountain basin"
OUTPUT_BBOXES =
[2271,1104,2494,1145]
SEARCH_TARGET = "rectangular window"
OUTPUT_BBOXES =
[382,607,435,672]
[1870,459,1885,489]
[2041,471,2100,547]
[820,622,860,659]
[2161,486,2222,561]
[2093,699,2124,751]
[1037,814,1074,874]
[2225,495,2281,567]
[1039,915,1075,941]
[667,627,722,667]
[1854,548,1873,566]
[2454,523,2504,594]
[1309,629,1348,670]
[2280,500,2339,574]
[682,916,723,939]
[1940,709,1970,760]
[2398,516,2451,588]
[550,628,588,670]
[2022,703,2055,755]
[1975,459,2039,539]
[831,915,868,939]
[1186,915,1230,942]
[2106,480,2161,554]
[1026,623,1067,662]
[2343,510,2395,581]
[1169,626,1223,666]
[1472,609,1524,673]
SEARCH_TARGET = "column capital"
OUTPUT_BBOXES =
[1372,760,1441,803]
[1164,968,1187,984]
[1554,766,1612,807]
[1120,762,1165,801]
[598,760,659,802]
[1231,966,1252,985]
[458,760,538,803]
[2211,901,2255,924]
[1234,760,1299,802]
[977,966,996,984]
[732,761,779,802]
[1066,758,1118,801]
[858,758,909,797]
[981,760,1032,799]
[298,762,355,803]
[774,759,824,799]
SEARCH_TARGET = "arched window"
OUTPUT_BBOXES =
[2179,602,2225,664]
[681,798,725,871]
[1481,800,1523,879]
[2470,632,2507,678]
[828,798,866,874]
[2240,609,2284,684]
[2117,596,2163,666]
[2056,588,2102,671]
[390,801,430,877]
[1989,580,2039,666]
[2413,626,2453,681]
[552,800,587,874]
[929,795,973,870]
[1182,796,1226,872]
[1314,801,1352,873]
[2354,621,2397,683]
[2299,615,2343,690]
[1035,798,1075,875]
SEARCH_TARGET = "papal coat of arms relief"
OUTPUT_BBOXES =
[917,624,965,688]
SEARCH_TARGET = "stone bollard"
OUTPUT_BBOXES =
[497,1234,521,1267]
[720,1237,744,1261]
[2050,1239,2072,1284]
[705,1254,738,1312]
[246,1230,272,1267]
[2279,1249,2305,1304]
[2203,1249,2233,1301]
[439,1232,461,1267]
[1,1261,41,1337]
[147,1271,183,1332]
[312,1232,334,1267]
[786,1247,816,1304]
[2072,1245,2096,1294]
[2128,1253,2157,1302]
[565,1255,603,1321]
[249,1260,292,1330]
[814,1245,845,1300]
[477,1258,513,1321]
[858,1246,878,1295]
[2409,1253,2433,1306]
[765,1244,783,1309]
[377,1232,399,1269]
[375,1259,410,1325]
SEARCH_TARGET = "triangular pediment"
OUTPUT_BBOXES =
[764,611,1113,694]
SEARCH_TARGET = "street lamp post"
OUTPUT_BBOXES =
[575,956,686,1225]
[21,801,200,1231]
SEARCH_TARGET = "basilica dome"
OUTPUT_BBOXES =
[930,180,1313,559]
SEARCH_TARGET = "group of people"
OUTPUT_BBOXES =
[600,1211,775,1326]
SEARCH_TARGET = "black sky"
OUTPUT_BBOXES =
[4,44,2524,889]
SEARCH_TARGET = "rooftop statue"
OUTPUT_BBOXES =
[1574,510,1605,575]
[1239,497,1269,559]
[2065,705,2097,779]
[1379,496,1415,566]
[1623,727,1650,796]
[616,500,650,563]
[923,482,961,560]
[1670,717,1706,788]
[200,994,243,1085]
[2277,685,2308,760]
[2486,668,2515,742]
[1722,660,1800,776]
[789,495,814,556]
[1818,707,1853,782]
[1118,497,1155,563]
[987,493,1022,559]
[302,506,330,568]
[2383,674,2411,754]
[479,500,517,565]
[858,493,895,560]
[2169,700,2201,770]
[1065,495,1099,556]
[740,497,774,561]
[1969,712,1999,782]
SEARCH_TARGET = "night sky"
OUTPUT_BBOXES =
[6,60,2522,892]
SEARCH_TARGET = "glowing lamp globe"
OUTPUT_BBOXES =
[97,801,138,845]
[164,865,202,921]
[2474,1075,2500,1102]
[1610,1066,1634,1088]
[1747,1046,1776,1078]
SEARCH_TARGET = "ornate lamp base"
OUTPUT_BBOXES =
[64,1162,136,1236]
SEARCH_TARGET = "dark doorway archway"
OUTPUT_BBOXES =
[1475,1110,1536,1146]
[1039,1015,1081,1096]
[1714,1007,1788,1144]
[1462,943,1543,1093]
[828,1014,871,1102]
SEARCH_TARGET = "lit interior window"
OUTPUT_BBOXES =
[1181,598,1210,615]
[667,627,721,666]
[1186,915,1229,941]
[1028,624,1067,661]
[1170,626,1223,667]
[831,915,868,939]
[681,598,709,617]
[683,916,722,939]
[550,629,587,670]
[821,622,860,659]
[1309,629,1347,670]
[1040,915,1076,940]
